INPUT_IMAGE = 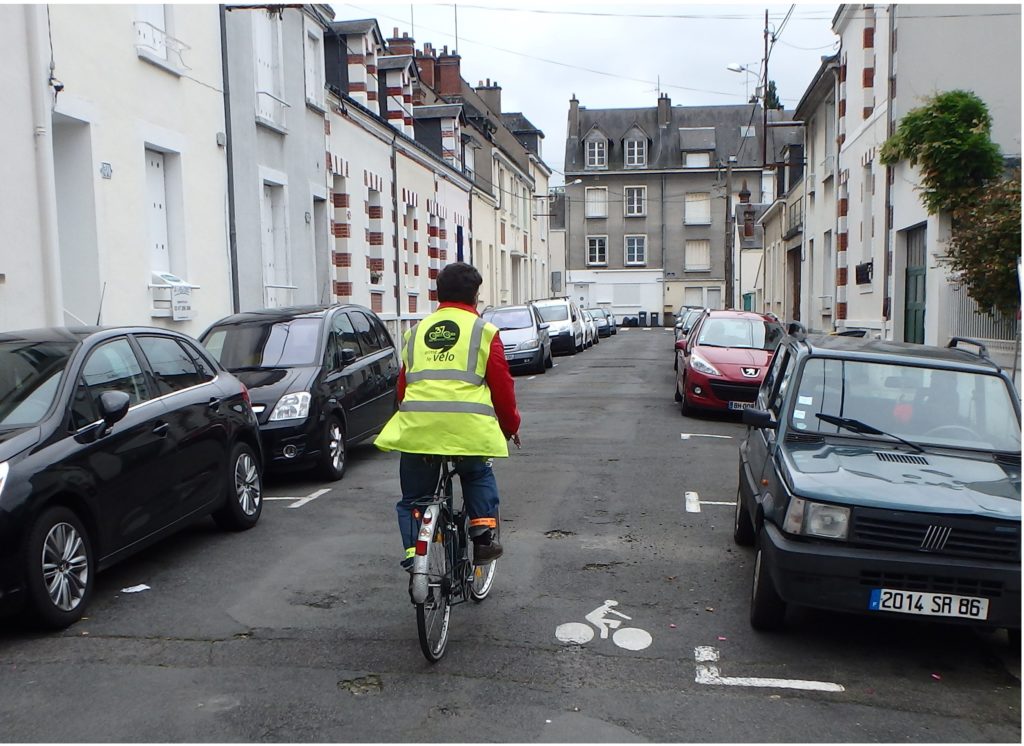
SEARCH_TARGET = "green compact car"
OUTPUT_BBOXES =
[735,328,1021,638]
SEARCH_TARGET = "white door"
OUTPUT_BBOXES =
[575,283,590,309]
[145,150,170,274]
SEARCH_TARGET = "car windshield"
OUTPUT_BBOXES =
[203,318,322,369]
[790,358,1022,452]
[682,309,703,329]
[484,308,533,330]
[697,318,783,350]
[588,309,606,320]
[0,339,77,429]
[536,305,568,322]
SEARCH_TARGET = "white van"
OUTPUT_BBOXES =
[532,297,585,355]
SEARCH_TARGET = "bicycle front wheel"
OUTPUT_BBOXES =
[416,521,452,662]
[469,509,499,602]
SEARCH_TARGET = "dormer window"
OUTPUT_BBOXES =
[625,139,647,167]
[586,139,607,168]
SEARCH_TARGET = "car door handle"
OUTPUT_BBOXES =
[207,397,221,411]
[152,422,170,437]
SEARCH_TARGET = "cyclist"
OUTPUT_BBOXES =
[375,262,521,570]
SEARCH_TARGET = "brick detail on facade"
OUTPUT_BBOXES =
[413,241,419,253]
[333,252,352,268]
[429,267,439,279]
[409,295,417,314]
[837,198,849,217]
[332,222,351,238]
[439,249,447,261]
[838,232,848,251]
[332,193,350,208]
[414,265,420,276]
[368,205,384,219]
[863,106,874,120]
[367,257,385,272]
[428,247,439,259]
[863,26,875,48]
[429,289,438,302]
[837,267,848,286]
[428,225,439,237]
[835,302,848,320]
[370,293,383,313]
[334,281,353,297]
[838,99,846,117]
[862,67,875,88]
[369,232,384,246]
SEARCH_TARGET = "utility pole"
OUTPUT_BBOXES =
[762,8,769,169]
[725,157,735,309]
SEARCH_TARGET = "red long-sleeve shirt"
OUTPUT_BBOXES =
[397,302,521,438]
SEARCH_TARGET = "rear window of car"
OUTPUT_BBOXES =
[0,339,77,429]
[697,318,784,350]
[203,318,322,369]
[588,309,607,320]
[536,304,569,322]
[484,308,533,330]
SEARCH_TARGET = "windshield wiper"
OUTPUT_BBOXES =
[814,413,925,454]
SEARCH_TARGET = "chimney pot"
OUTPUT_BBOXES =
[393,27,399,36]
[443,45,448,54]
[403,32,408,38]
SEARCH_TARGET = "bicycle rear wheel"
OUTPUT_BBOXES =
[416,521,452,662]
[469,510,499,602]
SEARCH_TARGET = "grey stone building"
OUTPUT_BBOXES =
[563,93,785,324]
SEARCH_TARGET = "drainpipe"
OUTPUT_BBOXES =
[660,173,666,315]
[391,136,400,326]
[26,5,63,326]
[220,5,240,313]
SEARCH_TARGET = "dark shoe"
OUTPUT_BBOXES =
[473,538,503,564]
[400,557,414,572]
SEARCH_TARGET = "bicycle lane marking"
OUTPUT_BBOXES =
[694,646,845,692]
[555,600,653,651]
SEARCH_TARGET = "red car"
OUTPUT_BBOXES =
[674,310,784,415]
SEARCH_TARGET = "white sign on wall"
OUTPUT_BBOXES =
[171,283,193,321]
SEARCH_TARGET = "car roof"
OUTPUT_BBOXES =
[793,333,1005,373]
[0,326,199,345]
[208,304,371,325]
[484,304,530,312]
[702,309,778,322]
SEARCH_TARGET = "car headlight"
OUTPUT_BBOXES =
[689,353,722,377]
[515,339,540,351]
[783,496,850,540]
[269,392,311,421]
[0,461,8,499]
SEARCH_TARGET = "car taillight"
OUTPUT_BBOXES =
[241,384,251,405]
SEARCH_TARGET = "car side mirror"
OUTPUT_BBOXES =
[675,339,687,352]
[742,407,776,429]
[538,322,549,330]
[98,391,131,428]
[339,348,358,367]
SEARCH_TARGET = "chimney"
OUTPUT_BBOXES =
[436,48,462,97]
[657,93,671,127]
[475,78,502,115]
[739,180,751,203]
[416,43,436,89]
[568,94,579,139]
[387,28,415,56]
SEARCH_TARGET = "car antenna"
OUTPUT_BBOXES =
[95,281,107,325]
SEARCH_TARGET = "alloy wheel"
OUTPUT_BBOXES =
[235,451,262,516]
[328,422,345,472]
[41,522,89,612]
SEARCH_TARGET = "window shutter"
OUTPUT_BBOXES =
[685,193,711,224]
[685,239,711,271]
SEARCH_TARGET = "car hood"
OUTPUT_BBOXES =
[545,319,573,333]
[782,442,1022,520]
[496,327,537,345]
[0,426,41,463]
[231,367,317,408]
[696,346,773,379]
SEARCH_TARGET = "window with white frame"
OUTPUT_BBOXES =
[145,149,172,273]
[585,187,608,218]
[624,235,646,265]
[685,239,711,271]
[136,4,169,60]
[684,192,711,224]
[624,186,646,216]
[684,152,711,168]
[625,138,647,167]
[586,138,607,168]
[261,181,291,307]
[587,236,607,265]
[304,25,325,108]
[253,10,286,127]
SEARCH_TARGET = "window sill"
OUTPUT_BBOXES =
[624,164,648,169]
[306,97,327,114]
[369,287,386,294]
[256,115,288,136]
[136,49,182,78]
[684,221,712,227]
[585,215,609,220]
[684,268,712,273]
[584,165,609,171]
[585,263,608,268]
[625,213,647,218]
[625,263,648,268]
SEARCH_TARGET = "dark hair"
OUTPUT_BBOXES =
[436,262,482,304]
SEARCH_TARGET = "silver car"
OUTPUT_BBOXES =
[482,304,553,374]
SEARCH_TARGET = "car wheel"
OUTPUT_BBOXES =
[680,383,693,416]
[534,350,547,374]
[23,506,94,629]
[733,486,755,546]
[674,380,683,402]
[750,533,786,631]
[213,442,264,531]
[317,415,347,481]
[545,351,553,369]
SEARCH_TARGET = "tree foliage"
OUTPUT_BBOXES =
[880,90,1018,316]
[763,80,781,110]
[879,90,1002,213]
[947,170,1021,317]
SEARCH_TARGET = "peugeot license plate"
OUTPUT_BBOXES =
[869,588,989,620]
[728,401,753,410]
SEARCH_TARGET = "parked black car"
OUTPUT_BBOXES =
[0,326,263,629]
[482,304,553,375]
[201,305,399,480]
[736,329,1021,636]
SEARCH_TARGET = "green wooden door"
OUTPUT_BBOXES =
[904,226,927,344]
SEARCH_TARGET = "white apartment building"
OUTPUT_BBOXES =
[1,4,232,336]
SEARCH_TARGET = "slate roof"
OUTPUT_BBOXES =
[566,103,795,172]
[378,55,414,72]
[329,19,381,37]
[413,104,463,119]
[502,112,543,136]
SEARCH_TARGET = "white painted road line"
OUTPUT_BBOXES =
[264,497,299,502]
[694,646,845,692]
[680,433,733,440]
[700,501,737,507]
[685,491,701,513]
[286,488,331,509]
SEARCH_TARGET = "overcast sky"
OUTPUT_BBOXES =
[331,1,841,185]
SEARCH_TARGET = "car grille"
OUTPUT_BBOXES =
[503,344,516,353]
[709,381,759,403]
[858,570,1005,598]
[852,507,1021,562]
[875,452,929,465]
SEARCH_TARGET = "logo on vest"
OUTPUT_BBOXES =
[424,321,461,357]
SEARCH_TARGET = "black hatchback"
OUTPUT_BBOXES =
[0,327,263,629]
[201,305,400,480]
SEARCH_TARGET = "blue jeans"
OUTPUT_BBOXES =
[396,454,500,555]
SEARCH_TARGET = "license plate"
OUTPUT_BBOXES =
[869,588,989,620]
[729,401,753,410]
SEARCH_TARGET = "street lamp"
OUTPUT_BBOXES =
[727,63,760,102]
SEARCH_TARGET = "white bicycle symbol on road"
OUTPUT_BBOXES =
[555,600,653,651]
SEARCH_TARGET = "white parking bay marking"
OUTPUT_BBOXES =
[685,492,701,513]
[694,646,845,692]
[700,501,737,507]
[680,433,733,440]
[264,497,298,501]
[286,488,330,509]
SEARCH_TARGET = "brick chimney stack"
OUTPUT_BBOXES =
[657,93,671,128]
[568,94,579,139]
[387,28,415,56]
[739,180,751,203]
[436,46,462,97]
[416,43,437,90]
[475,78,502,115]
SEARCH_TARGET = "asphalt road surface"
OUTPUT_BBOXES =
[0,328,1019,742]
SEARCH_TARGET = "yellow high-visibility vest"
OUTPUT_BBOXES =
[374,307,509,457]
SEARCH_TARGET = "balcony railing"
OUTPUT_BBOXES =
[783,198,804,239]
[256,91,290,131]
[133,21,189,72]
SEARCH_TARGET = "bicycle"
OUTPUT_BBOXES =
[408,458,498,662]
